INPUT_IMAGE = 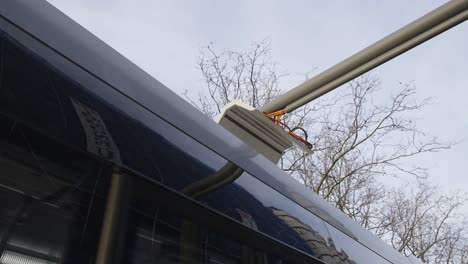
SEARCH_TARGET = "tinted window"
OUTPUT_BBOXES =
[120,171,315,264]
[0,115,109,264]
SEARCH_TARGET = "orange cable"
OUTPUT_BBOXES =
[263,110,312,149]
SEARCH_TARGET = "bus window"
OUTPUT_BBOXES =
[0,115,109,264]
[120,171,321,264]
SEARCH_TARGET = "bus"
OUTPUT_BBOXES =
[0,1,423,263]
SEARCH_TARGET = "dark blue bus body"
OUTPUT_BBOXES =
[0,1,418,263]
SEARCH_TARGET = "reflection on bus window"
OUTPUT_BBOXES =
[272,208,356,264]
[122,174,300,264]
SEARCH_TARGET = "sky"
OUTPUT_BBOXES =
[45,1,467,203]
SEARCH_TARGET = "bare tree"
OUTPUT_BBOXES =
[187,40,467,263]
[283,76,451,214]
[184,39,284,117]
[375,180,468,263]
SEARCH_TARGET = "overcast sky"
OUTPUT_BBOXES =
[45,1,467,201]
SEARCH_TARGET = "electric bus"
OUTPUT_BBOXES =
[0,1,425,263]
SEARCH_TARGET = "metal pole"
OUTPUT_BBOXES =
[260,0,468,114]
[96,169,127,264]
[285,9,468,113]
